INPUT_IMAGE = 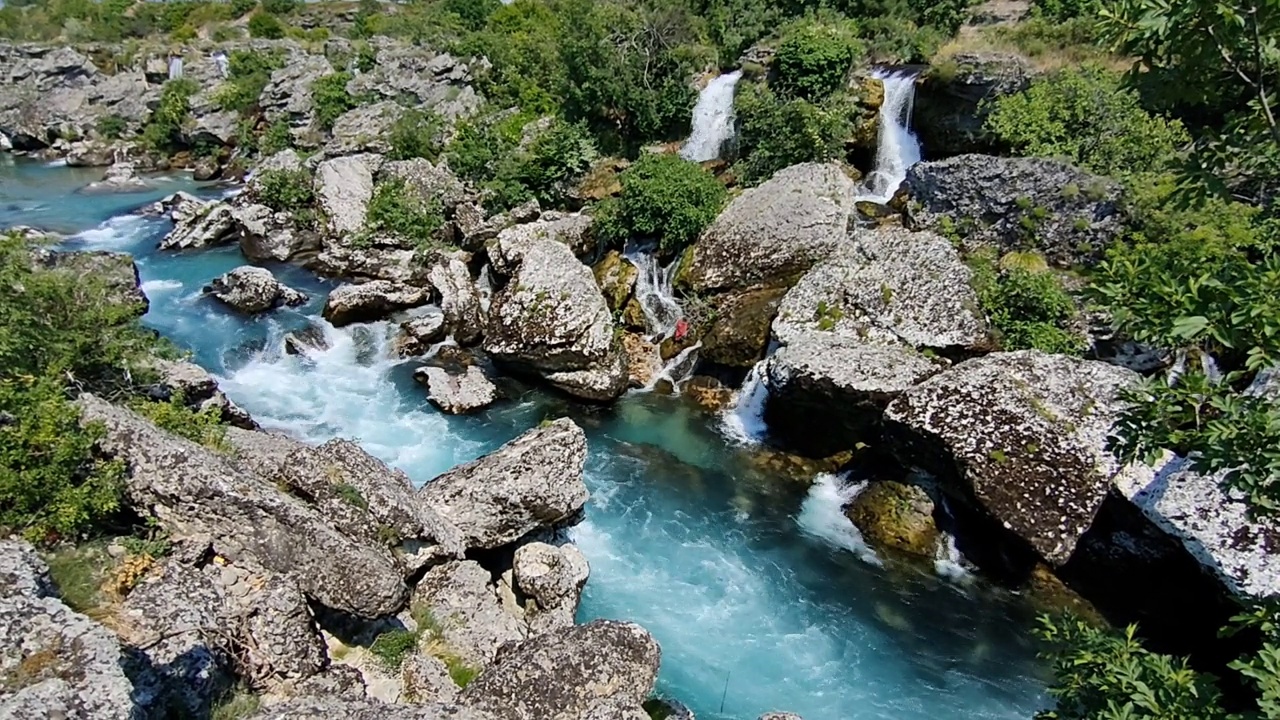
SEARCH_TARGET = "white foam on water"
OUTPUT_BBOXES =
[141,278,184,294]
[856,70,923,204]
[647,341,701,392]
[71,214,152,250]
[934,532,973,584]
[797,473,881,566]
[625,249,682,340]
[721,358,770,445]
[680,70,744,163]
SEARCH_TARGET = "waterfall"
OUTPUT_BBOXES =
[647,341,701,392]
[933,532,971,583]
[721,357,771,445]
[168,56,184,81]
[625,249,682,341]
[796,474,881,566]
[856,69,922,204]
[679,70,744,163]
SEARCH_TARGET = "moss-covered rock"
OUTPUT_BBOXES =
[683,375,733,412]
[700,285,787,368]
[592,250,638,315]
[845,481,939,558]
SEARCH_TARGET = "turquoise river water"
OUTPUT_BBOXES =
[0,156,1050,720]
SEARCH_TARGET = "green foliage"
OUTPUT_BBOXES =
[464,0,566,114]
[211,685,261,720]
[442,0,499,31]
[254,169,315,212]
[248,10,283,39]
[596,153,726,256]
[142,78,198,153]
[230,0,258,18]
[311,72,356,130]
[387,109,444,162]
[44,542,110,613]
[333,483,368,510]
[513,119,597,206]
[259,120,293,155]
[445,656,480,688]
[370,628,419,669]
[364,179,446,246]
[95,115,126,140]
[446,113,595,211]
[985,67,1189,177]
[970,250,1084,355]
[215,49,285,114]
[130,393,227,452]
[260,0,297,15]
[1032,0,1096,21]
[773,18,861,102]
[734,82,852,185]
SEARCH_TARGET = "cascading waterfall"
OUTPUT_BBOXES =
[797,473,881,566]
[626,249,683,340]
[933,533,971,583]
[856,69,923,204]
[721,355,771,444]
[680,70,744,163]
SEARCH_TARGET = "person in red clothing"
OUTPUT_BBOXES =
[674,318,689,341]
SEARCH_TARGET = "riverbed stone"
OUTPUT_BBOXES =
[427,255,484,345]
[323,280,430,326]
[845,481,939,558]
[512,542,590,635]
[205,266,308,314]
[416,365,499,414]
[160,200,237,251]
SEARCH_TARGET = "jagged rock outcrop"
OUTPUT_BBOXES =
[765,337,940,456]
[204,265,308,314]
[427,255,484,345]
[0,540,156,719]
[347,41,482,120]
[677,163,858,294]
[419,419,588,551]
[411,561,526,667]
[260,54,335,137]
[316,154,380,238]
[29,246,148,315]
[248,698,498,719]
[914,53,1035,156]
[397,310,448,356]
[416,366,498,414]
[381,158,469,214]
[233,203,322,263]
[883,351,1141,565]
[76,396,410,617]
[483,226,627,400]
[160,200,238,251]
[323,280,430,326]
[458,620,660,720]
[326,101,405,156]
[310,244,433,285]
[903,155,1124,268]
[148,357,256,429]
[512,542,590,635]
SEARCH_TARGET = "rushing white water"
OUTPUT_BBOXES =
[625,249,683,340]
[647,341,702,392]
[680,71,744,163]
[857,70,923,204]
[797,474,881,566]
[934,532,972,584]
[722,358,771,445]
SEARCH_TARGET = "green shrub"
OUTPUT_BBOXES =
[259,120,293,155]
[970,250,1084,355]
[44,542,111,612]
[734,82,851,185]
[211,685,261,720]
[444,656,480,688]
[387,108,444,162]
[370,628,419,669]
[260,0,297,15]
[311,72,356,130]
[215,49,285,114]
[230,0,258,18]
[142,77,198,152]
[170,23,197,41]
[333,483,368,509]
[985,67,1189,177]
[773,18,862,102]
[1032,0,1097,21]
[247,10,283,39]
[254,169,314,211]
[95,114,127,140]
[130,393,227,451]
[596,153,726,256]
[513,119,597,207]
[364,179,446,246]
[442,0,499,31]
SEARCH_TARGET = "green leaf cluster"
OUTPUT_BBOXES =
[733,82,853,185]
[969,249,1085,355]
[142,78,198,153]
[248,10,284,39]
[364,179,446,247]
[445,115,597,211]
[596,153,726,256]
[254,168,315,212]
[773,17,862,102]
[215,49,285,115]
[387,109,445,162]
[311,72,358,130]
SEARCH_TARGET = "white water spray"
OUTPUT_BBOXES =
[797,473,881,566]
[856,70,922,204]
[680,70,743,163]
[625,249,682,340]
[647,341,701,392]
[721,357,771,445]
[933,532,972,584]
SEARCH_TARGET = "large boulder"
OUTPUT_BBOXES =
[326,101,405,157]
[309,244,433,285]
[204,265,308,314]
[845,480,939,558]
[512,542,590,635]
[323,280,430,326]
[233,203,322,263]
[427,255,484,345]
[260,54,336,133]
[903,155,1124,268]
[883,351,1140,565]
[416,366,499,415]
[483,228,627,401]
[0,540,156,720]
[160,200,238,251]
[76,396,409,617]
[419,419,588,551]
[700,286,787,368]
[913,53,1036,156]
[411,561,526,667]
[316,154,380,238]
[381,159,470,214]
[458,620,660,720]
[677,163,858,294]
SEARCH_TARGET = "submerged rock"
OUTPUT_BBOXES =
[903,155,1123,268]
[416,365,499,414]
[678,163,858,294]
[323,280,430,327]
[204,265,308,314]
[419,418,588,551]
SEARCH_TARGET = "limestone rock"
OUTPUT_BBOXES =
[316,154,379,238]
[412,561,526,667]
[248,697,497,719]
[401,654,458,704]
[427,256,484,345]
[261,55,335,130]
[241,574,329,681]
[483,228,626,400]
[904,155,1123,268]
[458,620,661,720]
[397,311,448,357]
[29,247,148,316]
[765,336,940,456]
[416,366,499,414]
[914,53,1035,156]
[512,542,590,635]
[678,163,857,294]
[419,419,588,551]
[161,201,237,251]
[326,101,405,156]
[592,250,637,313]
[883,351,1140,565]
[76,396,409,617]
[845,481,939,557]
[621,333,662,389]
[309,244,433,285]
[147,358,255,429]
[347,41,483,119]
[84,161,149,193]
[233,203,321,263]
[772,224,989,351]
[323,280,429,326]
[205,265,308,314]
[701,286,787,368]
[381,158,469,213]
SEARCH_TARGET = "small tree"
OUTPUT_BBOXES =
[248,10,284,39]
[597,153,726,256]
[773,18,862,102]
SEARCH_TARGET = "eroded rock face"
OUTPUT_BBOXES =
[700,286,787,368]
[883,351,1139,565]
[261,54,335,132]
[323,280,430,326]
[160,201,238,251]
[419,419,589,551]
[483,228,626,401]
[326,101,405,156]
[0,540,154,720]
[381,159,469,214]
[512,542,590,635]
[234,203,321,263]
[316,154,380,238]
[459,620,661,720]
[412,561,526,667]
[416,366,499,415]
[427,256,483,345]
[914,53,1035,156]
[903,155,1123,268]
[76,396,409,617]
[765,336,940,456]
[248,698,498,719]
[678,163,858,294]
[347,41,483,120]
[205,265,308,314]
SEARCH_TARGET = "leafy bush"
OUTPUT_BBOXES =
[513,119,597,206]
[970,250,1084,355]
[387,108,444,162]
[734,83,851,185]
[260,0,297,15]
[259,120,293,155]
[215,49,285,114]
[985,67,1189,177]
[142,78,198,152]
[446,113,594,211]
[230,0,258,18]
[364,179,446,246]
[95,114,127,140]
[442,0,499,31]
[131,393,227,451]
[311,72,356,130]
[333,483,368,509]
[254,169,314,211]
[248,10,283,39]
[369,629,419,669]
[596,153,726,256]
[773,18,862,102]
[1032,0,1097,21]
